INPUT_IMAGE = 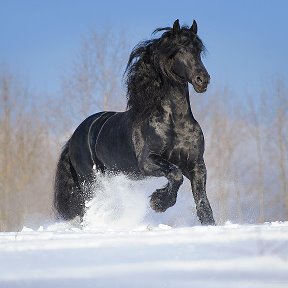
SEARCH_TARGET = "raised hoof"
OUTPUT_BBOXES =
[149,188,177,213]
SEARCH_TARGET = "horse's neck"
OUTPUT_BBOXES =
[164,83,195,122]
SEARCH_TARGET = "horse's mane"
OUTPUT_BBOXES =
[125,24,205,120]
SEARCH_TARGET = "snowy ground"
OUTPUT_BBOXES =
[1,175,288,287]
[1,223,288,288]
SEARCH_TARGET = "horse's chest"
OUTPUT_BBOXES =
[149,112,204,155]
[173,120,204,154]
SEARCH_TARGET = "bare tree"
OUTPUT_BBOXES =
[0,70,54,231]
[272,80,288,218]
[245,92,267,223]
[61,29,128,128]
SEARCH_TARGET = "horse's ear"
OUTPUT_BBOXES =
[190,20,198,34]
[172,19,180,34]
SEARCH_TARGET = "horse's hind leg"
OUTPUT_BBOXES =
[139,154,183,212]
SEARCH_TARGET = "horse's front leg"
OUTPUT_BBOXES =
[186,159,215,225]
[139,153,183,212]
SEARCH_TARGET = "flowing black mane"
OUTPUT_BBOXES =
[125,24,205,119]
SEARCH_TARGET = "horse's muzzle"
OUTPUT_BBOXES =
[192,73,210,93]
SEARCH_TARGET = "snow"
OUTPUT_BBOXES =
[0,223,288,287]
[1,175,288,287]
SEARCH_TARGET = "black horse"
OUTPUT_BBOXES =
[54,19,215,225]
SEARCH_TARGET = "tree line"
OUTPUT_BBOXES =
[0,30,287,231]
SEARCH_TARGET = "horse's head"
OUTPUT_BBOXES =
[156,19,210,93]
[125,20,211,117]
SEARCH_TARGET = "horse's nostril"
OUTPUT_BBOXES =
[196,76,203,84]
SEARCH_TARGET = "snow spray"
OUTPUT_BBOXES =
[82,172,198,230]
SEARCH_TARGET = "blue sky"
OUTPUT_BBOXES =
[0,0,287,97]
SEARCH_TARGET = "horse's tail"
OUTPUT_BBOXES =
[54,141,84,220]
